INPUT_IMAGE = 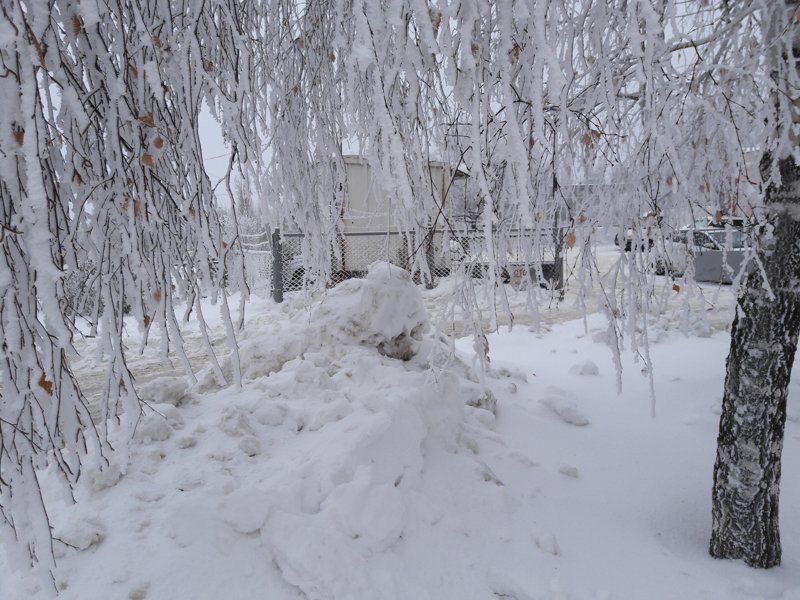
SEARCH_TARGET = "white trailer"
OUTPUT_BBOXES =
[333,156,467,276]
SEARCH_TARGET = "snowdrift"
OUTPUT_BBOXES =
[6,262,500,599]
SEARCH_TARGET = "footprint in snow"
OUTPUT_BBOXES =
[558,464,579,478]
[540,395,590,427]
[534,533,561,556]
[128,583,150,600]
[487,570,538,600]
[568,360,599,376]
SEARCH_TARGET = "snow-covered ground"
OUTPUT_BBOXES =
[3,254,799,600]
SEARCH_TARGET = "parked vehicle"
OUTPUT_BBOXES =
[448,233,563,289]
[663,223,752,284]
[615,210,663,252]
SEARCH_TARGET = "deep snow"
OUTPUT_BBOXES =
[2,260,799,600]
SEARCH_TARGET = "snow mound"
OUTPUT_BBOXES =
[569,360,599,376]
[53,518,105,555]
[540,391,590,427]
[229,262,432,385]
[138,376,191,407]
[133,411,173,443]
[310,262,429,360]
[12,267,504,600]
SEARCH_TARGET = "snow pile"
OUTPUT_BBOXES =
[310,262,430,360]
[4,262,501,599]
[225,262,432,385]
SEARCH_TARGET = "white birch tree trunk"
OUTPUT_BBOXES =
[709,0,800,568]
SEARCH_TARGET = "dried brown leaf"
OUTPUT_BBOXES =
[71,14,82,36]
[38,373,53,395]
[429,8,442,36]
[27,30,45,65]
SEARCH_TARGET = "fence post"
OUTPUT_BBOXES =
[424,229,435,289]
[271,228,283,303]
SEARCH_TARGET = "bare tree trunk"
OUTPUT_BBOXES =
[709,155,800,568]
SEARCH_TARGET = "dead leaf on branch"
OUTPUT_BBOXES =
[71,14,82,37]
[429,8,442,37]
[27,30,45,65]
[581,130,601,148]
[38,373,53,395]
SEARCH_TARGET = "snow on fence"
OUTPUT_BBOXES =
[240,231,273,292]
[241,229,564,301]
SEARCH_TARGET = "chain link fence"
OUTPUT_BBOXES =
[241,229,564,301]
[240,231,273,293]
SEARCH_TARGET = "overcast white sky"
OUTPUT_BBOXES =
[198,107,235,210]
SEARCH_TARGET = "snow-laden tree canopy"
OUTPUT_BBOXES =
[260,0,794,387]
[1,0,797,580]
[264,0,786,241]
[0,0,261,575]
